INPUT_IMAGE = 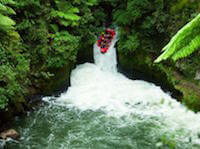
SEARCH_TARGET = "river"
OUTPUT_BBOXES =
[3,35,200,149]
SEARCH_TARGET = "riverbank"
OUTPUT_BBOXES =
[118,50,200,111]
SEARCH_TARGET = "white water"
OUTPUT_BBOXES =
[93,36,117,73]
[43,35,200,146]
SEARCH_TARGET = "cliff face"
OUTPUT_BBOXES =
[118,50,200,111]
[114,0,200,111]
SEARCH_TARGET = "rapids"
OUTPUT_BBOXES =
[3,34,200,149]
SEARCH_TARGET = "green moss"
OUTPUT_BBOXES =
[116,0,200,112]
[34,61,74,95]
[183,92,200,112]
[119,50,200,111]
[175,83,200,112]
[118,51,179,94]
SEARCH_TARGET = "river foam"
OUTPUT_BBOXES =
[43,33,200,146]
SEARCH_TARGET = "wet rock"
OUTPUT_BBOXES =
[0,129,20,140]
[194,70,200,80]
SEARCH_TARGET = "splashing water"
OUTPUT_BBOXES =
[93,34,117,73]
[5,34,200,148]
[44,34,200,146]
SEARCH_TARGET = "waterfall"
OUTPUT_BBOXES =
[41,34,200,147]
[93,34,117,73]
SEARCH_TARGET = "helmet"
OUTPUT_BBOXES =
[106,28,112,32]
[106,28,115,36]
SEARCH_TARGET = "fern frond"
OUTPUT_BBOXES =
[67,7,79,14]
[172,35,200,61]
[0,0,16,32]
[0,6,15,15]
[59,19,70,27]
[0,0,15,5]
[0,3,7,11]
[0,13,15,28]
[155,13,200,63]
[57,11,80,21]
[5,6,16,14]
[86,0,98,6]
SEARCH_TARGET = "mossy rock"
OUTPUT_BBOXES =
[172,71,200,111]
[118,50,200,111]
[77,43,94,64]
[118,51,182,97]
[0,98,27,127]
[37,61,75,96]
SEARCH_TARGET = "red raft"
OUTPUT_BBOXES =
[97,29,115,54]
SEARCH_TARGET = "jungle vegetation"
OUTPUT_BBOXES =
[155,13,200,62]
[0,0,200,111]
[0,0,103,110]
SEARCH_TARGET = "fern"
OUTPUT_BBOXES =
[86,0,98,6]
[0,13,15,29]
[0,3,7,11]
[0,0,15,14]
[56,11,80,21]
[172,35,200,61]
[155,13,200,63]
[0,0,16,31]
[0,0,15,5]
[51,0,80,27]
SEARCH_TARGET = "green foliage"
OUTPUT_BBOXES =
[51,0,80,27]
[112,0,200,57]
[112,0,170,53]
[172,35,200,61]
[0,0,103,110]
[47,31,80,68]
[0,0,16,32]
[114,0,151,26]
[118,29,140,54]
[0,40,30,109]
[155,14,200,63]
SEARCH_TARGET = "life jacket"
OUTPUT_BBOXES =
[101,47,108,53]
[106,29,115,36]
[97,29,115,53]
[97,34,104,47]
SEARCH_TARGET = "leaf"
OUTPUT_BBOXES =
[57,11,80,21]
[50,24,59,33]
[67,7,79,13]
[56,0,71,12]
[0,13,15,28]
[65,13,80,21]
[0,2,15,15]
[0,3,7,12]
[172,35,200,61]
[5,6,16,15]
[86,0,98,6]
[154,13,200,63]
[0,0,15,5]
[59,19,70,27]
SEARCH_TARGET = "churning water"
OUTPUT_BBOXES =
[4,35,200,149]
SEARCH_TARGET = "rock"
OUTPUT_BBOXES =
[0,129,20,140]
[194,70,200,80]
